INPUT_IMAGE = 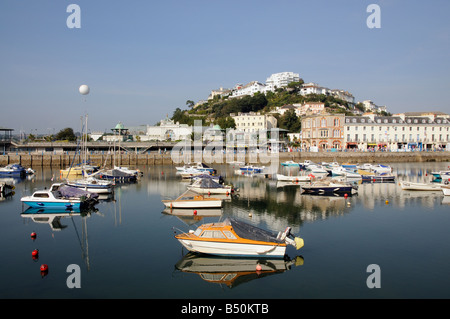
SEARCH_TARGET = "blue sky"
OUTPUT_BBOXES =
[1,0,449,134]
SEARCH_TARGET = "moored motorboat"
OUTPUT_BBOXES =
[21,187,95,210]
[400,181,445,191]
[174,218,304,258]
[276,174,312,182]
[239,165,265,173]
[162,190,223,208]
[301,180,357,195]
[0,164,28,177]
[442,185,450,196]
[186,176,233,194]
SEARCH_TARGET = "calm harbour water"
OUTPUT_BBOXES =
[1,162,449,299]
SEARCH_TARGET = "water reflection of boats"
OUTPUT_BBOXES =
[0,182,14,196]
[276,174,312,182]
[361,173,396,183]
[162,207,222,217]
[301,180,357,195]
[21,207,82,231]
[173,218,304,258]
[175,252,304,289]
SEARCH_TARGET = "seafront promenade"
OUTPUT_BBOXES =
[1,151,449,168]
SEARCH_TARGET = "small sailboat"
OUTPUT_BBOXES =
[174,218,304,258]
[66,176,114,194]
[162,190,223,209]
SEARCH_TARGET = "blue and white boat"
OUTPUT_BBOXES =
[21,185,98,209]
[0,164,29,177]
[431,170,450,180]
[281,161,301,168]
[239,165,265,174]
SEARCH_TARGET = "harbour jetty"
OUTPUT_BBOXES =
[0,151,449,168]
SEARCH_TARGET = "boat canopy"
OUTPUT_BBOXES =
[225,218,283,244]
[197,177,223,189]
[59,185,98,199]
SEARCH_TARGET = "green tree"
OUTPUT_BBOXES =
[186,100,195,108]
[55,128,77,141]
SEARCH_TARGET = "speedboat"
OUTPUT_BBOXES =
[21,187,94,210]
[301,180,357,195]
[331,166,361,178]
[361,173,395,182]
[399,181,445,191]
[187,176,233,194]
[372,164,392,174]
[162,189,223,209]
[173,218,304,258]
[0,164,27,177]
[431,170,450,180]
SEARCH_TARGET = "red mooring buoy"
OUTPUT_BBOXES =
[40,264,48,272]
[32,249,39,257]
[193,210,197,215]
[31,232,37,240]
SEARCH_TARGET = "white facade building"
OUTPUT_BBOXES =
[265,72,300,92]
[231,112,277,133]
[145,118,192,141]
[344,112,450,150]
[230,81,267,98]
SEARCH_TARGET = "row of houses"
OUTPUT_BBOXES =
[297,111,450,151]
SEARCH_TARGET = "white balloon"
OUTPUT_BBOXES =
[79,85,90,95]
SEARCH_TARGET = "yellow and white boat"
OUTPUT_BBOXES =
[174,218,304,258]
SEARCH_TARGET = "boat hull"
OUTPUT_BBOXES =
[443,186,450,196]
[162,199,223,208]
[177,238,287,258]
[21,199,81,209]
[400,181,444,191]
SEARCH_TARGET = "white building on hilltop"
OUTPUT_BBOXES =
[230,81,267,98]
[265,72,300,92]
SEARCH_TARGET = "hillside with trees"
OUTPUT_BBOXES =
[171,82,361,132]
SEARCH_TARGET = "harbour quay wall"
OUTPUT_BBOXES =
[0,151,449,168]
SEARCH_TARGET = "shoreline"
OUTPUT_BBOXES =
[1,151,449,168]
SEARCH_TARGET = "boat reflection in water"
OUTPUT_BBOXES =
[162,208,222,225]
[21,206,98,231]
[175,252,304,289]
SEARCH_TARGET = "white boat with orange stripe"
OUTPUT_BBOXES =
[174,218,304,258]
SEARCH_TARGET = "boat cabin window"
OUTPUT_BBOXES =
[200,230,226,239]
[194,228,203,236]
[33,193,49,198]
[223,231,237,239]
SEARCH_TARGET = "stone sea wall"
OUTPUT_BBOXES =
[0,151,449,168]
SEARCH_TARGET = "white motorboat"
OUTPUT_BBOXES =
[331,167,361,179]
[276,174,312,182]
[162,190,223,209]
[173,218,304,258]
[442,185,450,196]
[21,188,95,210]
[399,181,445,191]
[187,176,233,194]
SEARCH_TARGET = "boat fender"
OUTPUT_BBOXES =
[294,237,304,250]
